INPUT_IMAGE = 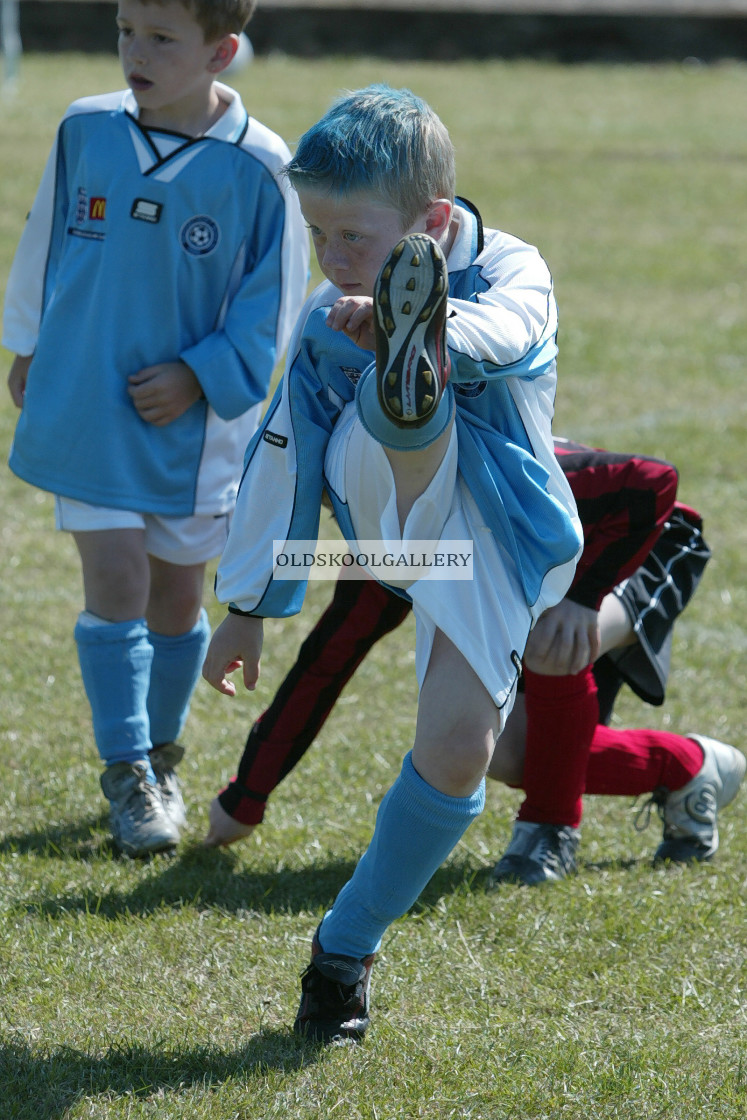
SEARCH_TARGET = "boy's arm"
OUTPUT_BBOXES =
[179,173,309,421]
[2,96,109,354]
[555,441,679,610]
[2,135,62,357]
[214,301,342,619]
[446,232,558,380]
[522,443,680,677]
[3,93,133,358]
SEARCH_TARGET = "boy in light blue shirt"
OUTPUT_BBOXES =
[3,0,308,856]
[203,84,581,1040]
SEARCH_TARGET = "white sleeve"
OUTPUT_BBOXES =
[2,137,60,355]
[2,93,125,355]
[447,238,556,369]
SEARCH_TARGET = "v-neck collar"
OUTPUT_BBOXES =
[117,82,250,177]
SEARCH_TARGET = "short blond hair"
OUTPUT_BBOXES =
[285,85,456,227]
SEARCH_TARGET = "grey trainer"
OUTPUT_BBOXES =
[149,742,187,830]
[100,760,180,856]
[490,820,580,886]
[653,735,745,863]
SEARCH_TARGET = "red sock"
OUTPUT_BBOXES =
[584,725,703,796]
[517,665,599,830]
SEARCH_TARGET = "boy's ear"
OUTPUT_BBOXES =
[423,199,453,242]
[208,34,239,74]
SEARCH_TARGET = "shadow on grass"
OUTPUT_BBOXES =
[7,814,651,920]
[16,844,497,922]
[0,814,111,860]
[0,1032,328,1120]
[581,856,642,873]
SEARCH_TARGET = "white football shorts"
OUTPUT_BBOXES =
[325,402,531,721]
[55,496,231,566]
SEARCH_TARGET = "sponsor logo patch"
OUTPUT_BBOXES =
[89,197,106,220]
[68,228,105,242]
[263,430,288,448]
[180,214,220,256]
[131,198,163,224]
[340,366,363,386]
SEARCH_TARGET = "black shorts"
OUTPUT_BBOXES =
[596,505,711,713]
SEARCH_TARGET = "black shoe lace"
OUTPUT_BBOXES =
[633,785,669,833]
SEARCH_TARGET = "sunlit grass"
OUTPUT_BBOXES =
[1,53,746,1119]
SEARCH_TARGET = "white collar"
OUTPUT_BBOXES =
[119,82,248,142]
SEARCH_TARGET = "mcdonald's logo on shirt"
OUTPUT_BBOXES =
[89,197,107,220]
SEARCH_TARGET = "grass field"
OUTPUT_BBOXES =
[1,52,746,1119]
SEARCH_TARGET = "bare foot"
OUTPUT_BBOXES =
[202,797,256,847]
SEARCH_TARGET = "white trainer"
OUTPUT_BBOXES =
[654,735,745,863]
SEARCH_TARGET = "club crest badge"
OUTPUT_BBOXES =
[453,379,487,399]
[180,215,220,257]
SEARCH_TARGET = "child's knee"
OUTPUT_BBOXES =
[75,531,149,619]
[412,729,492,797]
[148,561,205,633]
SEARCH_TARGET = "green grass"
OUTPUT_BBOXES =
[1,54,746,1119]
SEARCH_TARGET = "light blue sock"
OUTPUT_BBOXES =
[355,365,454,450]
[319,751,485,959]
[74,613,156,780]
[147,608,211,745]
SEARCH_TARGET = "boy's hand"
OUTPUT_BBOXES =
[202,797,256,848]
[128,361,203,426]
[8,354,33,408]
[326,296,375,350]
[202,612,263,696]
[524,598,601,677]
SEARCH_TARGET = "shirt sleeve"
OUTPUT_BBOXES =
[3,93,127,355]
[180,169,309,421]
[447,233,557,379]
[2,135,61,355]
[214,302,341,616]
[555,441,680,610]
